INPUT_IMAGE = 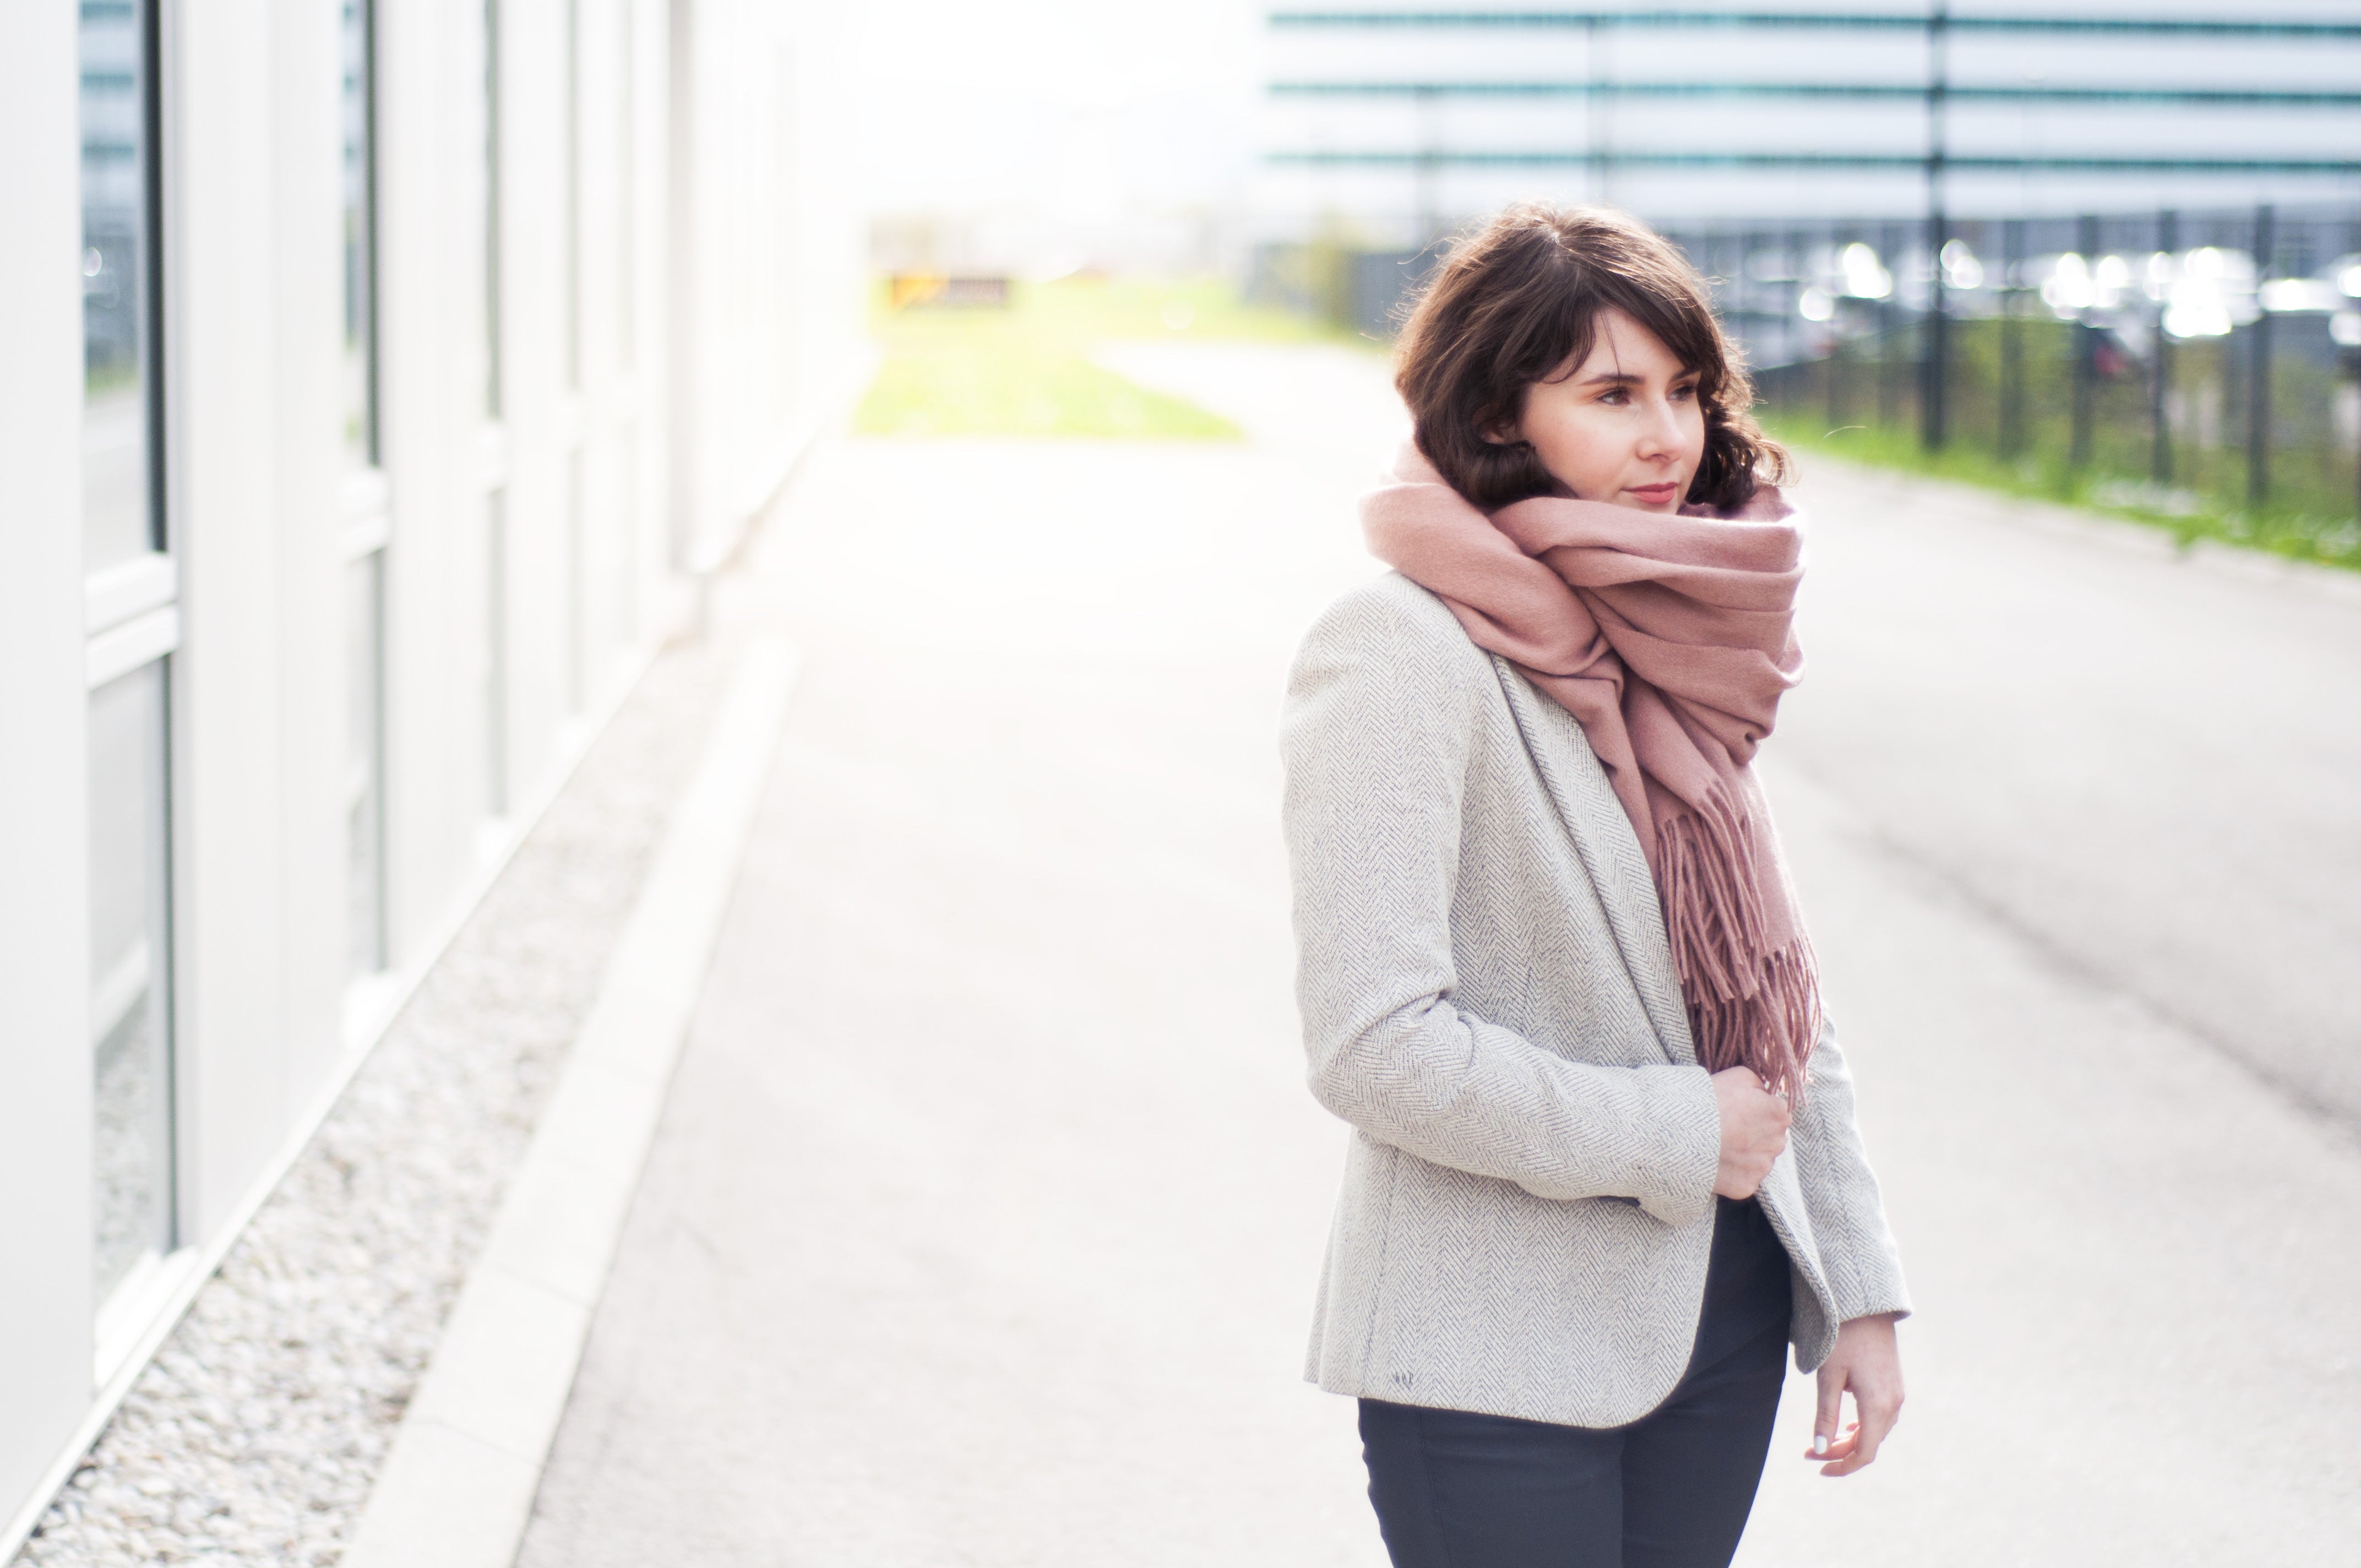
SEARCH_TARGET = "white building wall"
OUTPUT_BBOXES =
[672,0,863,573]
[0,0,96,1523]
[0,0,861,1548]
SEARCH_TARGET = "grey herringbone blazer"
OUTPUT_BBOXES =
[1282,572,1909,1428]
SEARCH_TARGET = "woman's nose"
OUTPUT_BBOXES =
[1633,396,1682,458]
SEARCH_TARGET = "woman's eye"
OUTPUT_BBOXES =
[1672,382,1699,401]
[1598,388,1628,405]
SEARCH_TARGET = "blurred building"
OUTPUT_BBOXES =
[0,0,859,1547]
[1256,2,2361,241]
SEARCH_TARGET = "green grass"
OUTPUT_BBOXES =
[1761,412,2361,573]
[852,275,1367,440]
[1002,274,1369,347]
[856,342,1239,440]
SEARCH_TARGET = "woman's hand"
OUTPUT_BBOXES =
[1806,1313,1905,1476]
[1710,1066,1789,1199]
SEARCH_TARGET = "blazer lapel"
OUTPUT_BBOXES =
[1489,657,1699,1069]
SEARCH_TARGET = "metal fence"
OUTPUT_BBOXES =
[1669,204,2361,538]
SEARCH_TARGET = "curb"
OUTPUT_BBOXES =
[338,635,801,1568]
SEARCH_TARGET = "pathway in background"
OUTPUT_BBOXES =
[1738,459,2361,1560]
[517,349,1402,1566]
[1771,463,2361,1124]
[519,341,2361,1565]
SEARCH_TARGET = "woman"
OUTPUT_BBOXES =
[1280,204,1909,1566]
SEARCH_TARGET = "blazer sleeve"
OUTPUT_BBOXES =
[1280,581,1722,1229]
[1790,1015,1912,1322]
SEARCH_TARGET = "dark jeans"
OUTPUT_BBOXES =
[1359,1197,1793,1568]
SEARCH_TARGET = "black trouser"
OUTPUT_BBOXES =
[1359,1197,1793,1568]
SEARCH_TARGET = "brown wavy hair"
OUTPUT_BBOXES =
[1394,203,1787,513]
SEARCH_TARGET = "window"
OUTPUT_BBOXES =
[80,0,157,573]
[86,661,174,1310]
[341,0,379,470]
[345,549,387,974]
[342,0,390,976]
[565,0,585,715]
[80,0,179,1338]
[485,0,510,818]
[614,0,639,646]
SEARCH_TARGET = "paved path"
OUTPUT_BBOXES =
[1770,464,2361,1126]
[518,342,2361,1565]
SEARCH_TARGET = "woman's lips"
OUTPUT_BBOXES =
[1626,482,1678,504]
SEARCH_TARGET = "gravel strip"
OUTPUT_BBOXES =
[14,634,739,1568]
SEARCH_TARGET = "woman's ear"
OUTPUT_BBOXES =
[1477,405,1524,447]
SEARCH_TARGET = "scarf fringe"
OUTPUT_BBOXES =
[1657,802,1822,1101]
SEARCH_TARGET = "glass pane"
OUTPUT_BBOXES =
[486,488,508,815]
[485,0,503,418]
[616,438,638,645]
[616,0,634,372]
[346,552,387,973]
[80,0,154,571]
[565,448,584,714]
[563,0,580,389]
[341,0,377,467]
[89,660,173,1306]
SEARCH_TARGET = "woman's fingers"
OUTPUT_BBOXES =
[1821,1413,1887,1476]
[1810,1368,1845,1458]
[1803,1422,1860,1464]
[1807,1383,1892,1476]
[1815,1386,1902,1475]
[1835,1389,1902,1475]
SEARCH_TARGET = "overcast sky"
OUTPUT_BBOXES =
[847,0,1261,219]
[843,1,2361,233]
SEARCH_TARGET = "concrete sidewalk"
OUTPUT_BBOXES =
[515,345,2361,1565]
[518,409,1397,1565]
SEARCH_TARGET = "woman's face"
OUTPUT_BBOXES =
[1507,307,1705,514]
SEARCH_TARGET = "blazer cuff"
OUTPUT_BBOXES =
[1825,1246,1913,1325]
[1633,1066,1722,1229]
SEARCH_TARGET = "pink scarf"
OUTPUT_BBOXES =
[1362,448,1820,1095]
